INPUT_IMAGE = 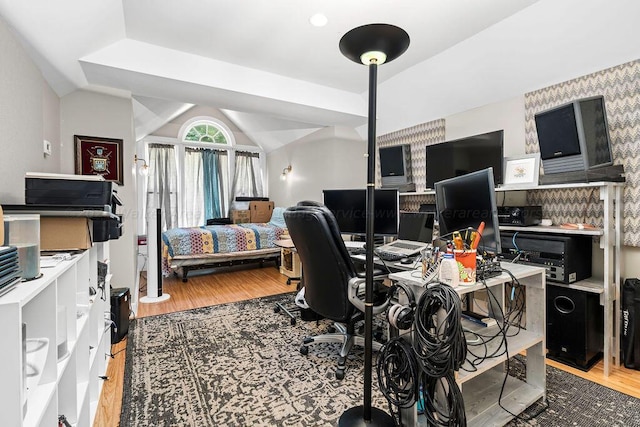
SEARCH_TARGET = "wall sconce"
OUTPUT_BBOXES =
[280,165,292,181]
[133,154,149,176]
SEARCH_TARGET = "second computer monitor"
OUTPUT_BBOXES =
[322,188,399,237]
[398,212,434,243]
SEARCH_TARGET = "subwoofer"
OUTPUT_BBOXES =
[110,288,130,343]
[546,284,603,370]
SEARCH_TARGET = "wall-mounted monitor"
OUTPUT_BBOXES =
[379,144,413,189]
[534,95,613,174]
[425,130,504,189]
[322,188,399,237]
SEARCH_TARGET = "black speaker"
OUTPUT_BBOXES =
[110,287,130,343]
[546,284,603,370]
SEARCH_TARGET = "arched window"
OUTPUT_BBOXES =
[181,118,232,145]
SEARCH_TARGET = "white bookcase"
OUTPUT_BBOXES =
[390,263,546,427]
[0,242,110,427]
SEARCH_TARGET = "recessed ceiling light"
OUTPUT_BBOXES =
[309,13,328,27]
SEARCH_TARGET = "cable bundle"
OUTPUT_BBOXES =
[420,371,467,427]
[413,283,467,377]
[412,282,468,426]
[377,336,420,425]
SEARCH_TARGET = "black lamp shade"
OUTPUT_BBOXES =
[339,24,410,65]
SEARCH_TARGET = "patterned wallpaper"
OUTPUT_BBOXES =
[376,119,445,211]
[523,59,640,246]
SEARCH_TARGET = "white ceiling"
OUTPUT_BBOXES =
[1,0,638,152]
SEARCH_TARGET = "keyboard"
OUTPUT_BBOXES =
[375,250,405,262]
[348,247,366,255]
[388,241,424,250]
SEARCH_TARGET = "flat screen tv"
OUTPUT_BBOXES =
[379,144,412,188]
[322,188,399,237]
[534,95,613,174]
[435,168,501,255]
[425,130,504,189]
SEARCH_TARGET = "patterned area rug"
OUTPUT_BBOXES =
[121,294,640,426]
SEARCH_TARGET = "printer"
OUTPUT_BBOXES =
[4,173,123,242]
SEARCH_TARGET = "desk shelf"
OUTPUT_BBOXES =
[390,263,546,427]
[399,181,623,376]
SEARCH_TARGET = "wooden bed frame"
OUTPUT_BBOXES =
[167,247,281,282]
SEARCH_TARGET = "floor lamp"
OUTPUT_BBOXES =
[338,24,410,427]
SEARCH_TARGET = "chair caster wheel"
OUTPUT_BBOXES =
[290,318,296,326]
[274,306,280,313]
[327,326,336,333]
[300,345,309,355]
[336,369,345,380]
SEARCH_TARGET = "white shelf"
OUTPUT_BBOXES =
[0,242,110,427]
[399,181,623,376]
[392,263,546,426]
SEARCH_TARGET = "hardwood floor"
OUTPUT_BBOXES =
[93,265,640,426]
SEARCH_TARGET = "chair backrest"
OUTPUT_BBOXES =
[283,205,358,322]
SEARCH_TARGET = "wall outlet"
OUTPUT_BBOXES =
[43,140,52,156]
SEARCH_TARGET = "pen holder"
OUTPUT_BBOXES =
[454,249,477,284]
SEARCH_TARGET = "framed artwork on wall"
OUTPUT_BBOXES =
[502,153,540,188]
[74,135,124,185]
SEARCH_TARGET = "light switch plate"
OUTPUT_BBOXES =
[43,140,52,156]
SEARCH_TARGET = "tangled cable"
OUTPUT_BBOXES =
[413,283,467,377]
[420,371,467,427]
[377,336,420,425]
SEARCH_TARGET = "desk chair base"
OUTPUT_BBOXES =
[300,322,383,380]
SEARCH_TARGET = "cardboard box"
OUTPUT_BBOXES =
[249,201,274,223]
[40,217,93,251]
[231,210,251,224]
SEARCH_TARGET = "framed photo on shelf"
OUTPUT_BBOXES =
[74,135,124,185]
[502,153,540,188]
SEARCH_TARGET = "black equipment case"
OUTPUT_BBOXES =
[621,278,640,370]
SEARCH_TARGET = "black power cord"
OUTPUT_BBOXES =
[377,336,420,426]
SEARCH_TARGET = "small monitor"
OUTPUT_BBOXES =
[398,212,434,243]
[322,188,399,237]
[434,168,501,255]
[379,144,412,188]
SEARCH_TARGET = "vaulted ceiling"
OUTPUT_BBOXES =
[1,0,638,152]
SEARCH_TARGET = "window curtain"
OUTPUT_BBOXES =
[183,148,205,227]
[203,149,230,220]
[146,144,178,231]
[232,151,264,198]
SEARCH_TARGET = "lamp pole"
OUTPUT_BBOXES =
[338,23,409,427]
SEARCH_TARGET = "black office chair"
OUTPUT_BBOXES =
[283,204,389,380]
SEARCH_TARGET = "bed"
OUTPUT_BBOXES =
[162,221,287,282]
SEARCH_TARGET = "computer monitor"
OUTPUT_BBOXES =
[434,168,501,255]
[425,130,504,189]
[398,212,434,243]
[322,188,399,237]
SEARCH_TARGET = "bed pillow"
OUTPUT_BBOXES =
[269,207,287,228]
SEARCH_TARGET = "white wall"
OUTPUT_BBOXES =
[376,0,640,137]
[60,90,136,292]
[0,16,60,203]
[151,105,258,147]
[267,126,367,208]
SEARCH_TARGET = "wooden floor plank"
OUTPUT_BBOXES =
[93,266,640,426]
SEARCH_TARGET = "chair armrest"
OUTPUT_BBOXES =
[348,276,390,315]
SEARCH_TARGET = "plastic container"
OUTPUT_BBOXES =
[438,252,459,287]
[454,249,477,284]
[3,214,40,280]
